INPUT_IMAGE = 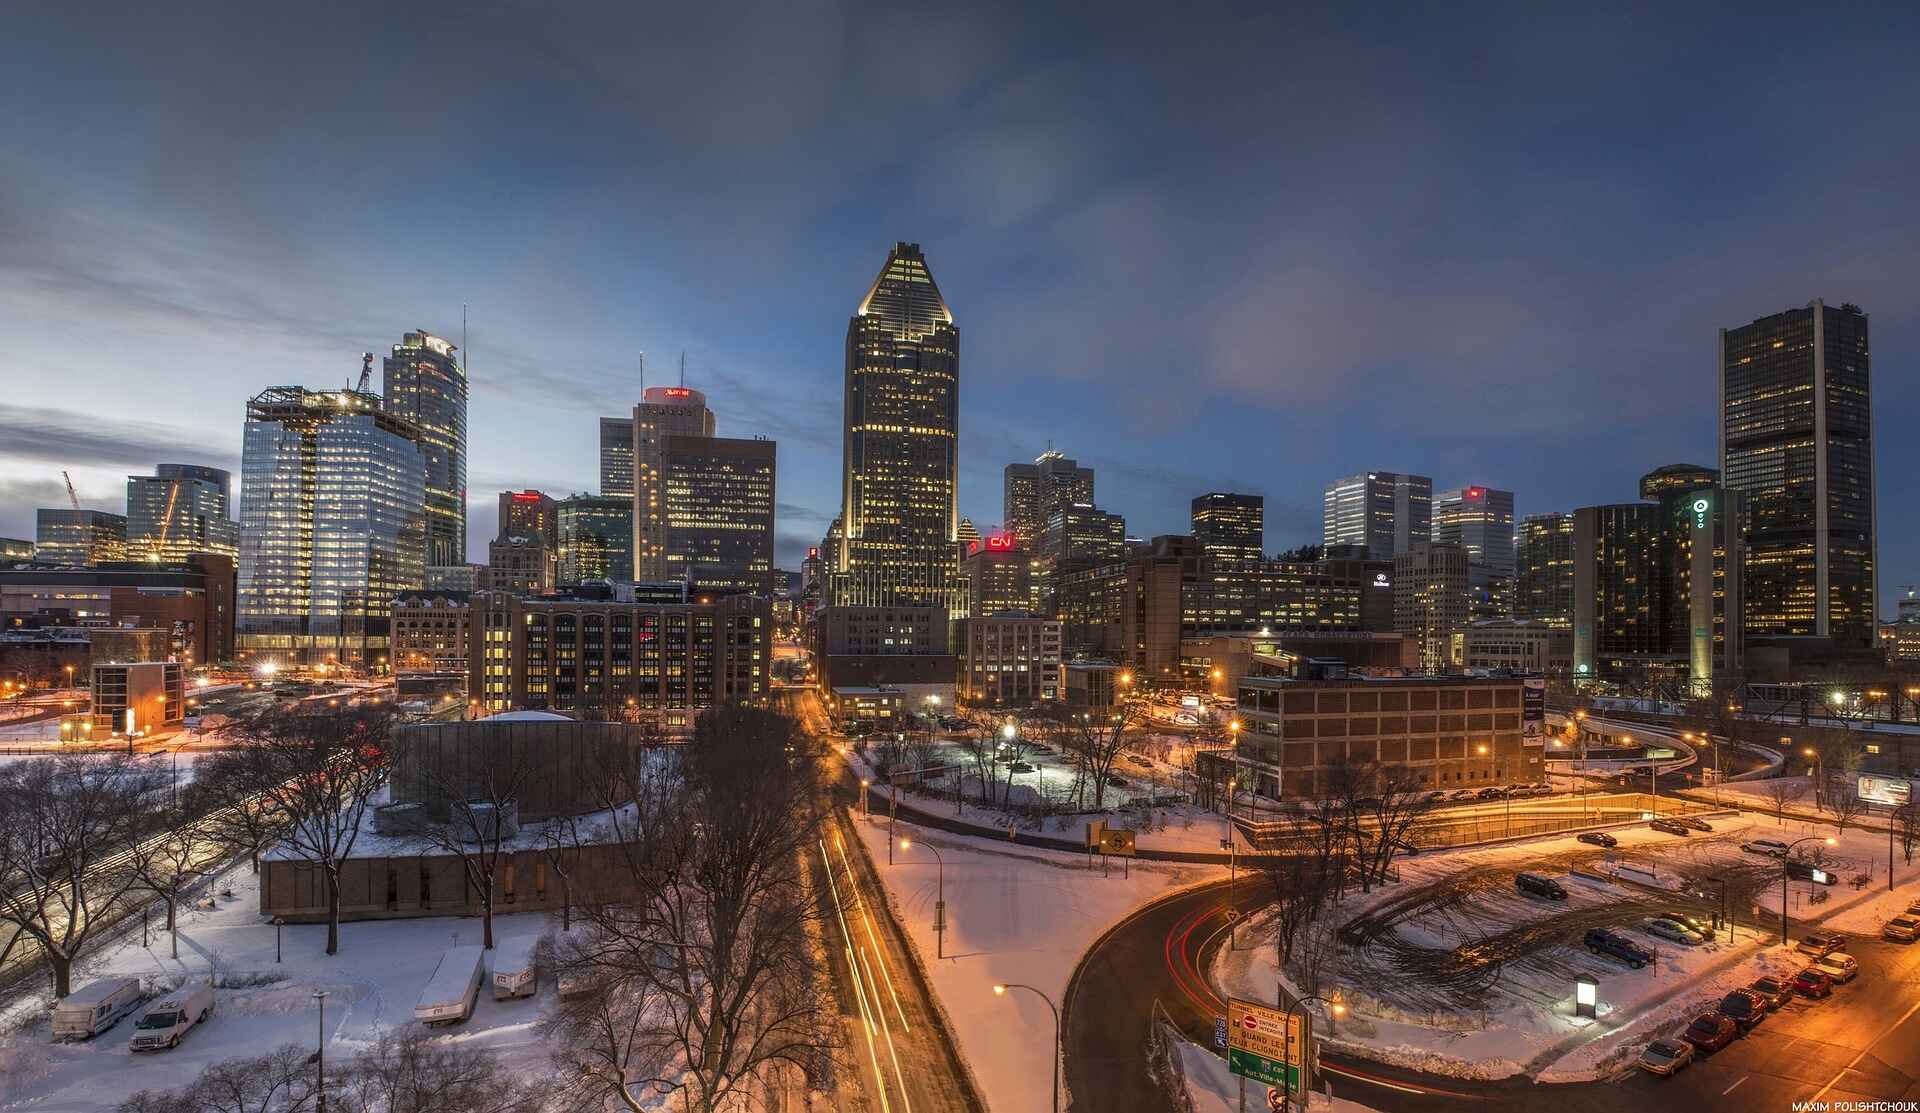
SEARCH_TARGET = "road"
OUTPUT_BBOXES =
[779,687,987,1113]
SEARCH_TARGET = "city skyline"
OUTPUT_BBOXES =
[2,6,1918,613]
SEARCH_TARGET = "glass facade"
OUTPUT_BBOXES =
[557,494,634,584]
[663,436,774,595]
[632,387,716,580]
[1191,492,1265,569]
[237,387,427,664]
[1323,472,1432,559]
[382,331,468,567]
[34,509,127,566]
[1515,513,1574,626]
[1003,450,1094,550]
[1720,300,1873,647]
[599,417,634,497]
[126,464,238,563]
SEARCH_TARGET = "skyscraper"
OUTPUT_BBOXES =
[34,509,127,566]
[1432,487,1515,576]
[1324,472,1432,559]
[1004,450,1095,549]
[382,331,468,567]
[663,435,775,595]
[1570,503,1664,680]
[557,494,634,585]
[126,465,238,563]
[1515,512,1574,626]
[1393,542,1469,672]
[632,386,716,581]
[497,490,558,549]
[1191,492,1265,569]
[599,417,635,497]
[1719,299,1875,649]
[830,242,962,612]
[236,386,426,665]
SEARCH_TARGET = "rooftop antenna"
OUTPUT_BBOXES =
[638,351,646,392]
[461,302,469,379]
[679,350,686,389]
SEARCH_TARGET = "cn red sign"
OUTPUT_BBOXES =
[986,534,1015,550]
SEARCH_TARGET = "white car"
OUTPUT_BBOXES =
[1643,918,1706,945]
[1813,952,1859,983]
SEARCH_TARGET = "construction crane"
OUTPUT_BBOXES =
[356,352,374,393]
[61,471,80,511]
[148,479,183,561]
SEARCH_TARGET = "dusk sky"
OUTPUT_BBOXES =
[3,3,1916,607]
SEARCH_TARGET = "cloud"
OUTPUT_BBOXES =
[0,405,239,473]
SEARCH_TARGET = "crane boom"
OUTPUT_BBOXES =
[356,352,373,393]
[62,471,79,510]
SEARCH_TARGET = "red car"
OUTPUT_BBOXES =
[1791,967,1834,998]
[1682,1012,1739,1052]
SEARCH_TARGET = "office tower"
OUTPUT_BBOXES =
[1191,492,1265,569]
[955,516,981,564]
[1004,450,1096,549]
[126,465,238,563]
[830,242,962,612]
[1639,466,1745,687]
[34,509,127,566]
[1570,504,1664,680]
[962,537,1033,617]
[237,386,426,665]
[0,538,32,563]
[498,490,558,549]
[482,534,556,597]
[1323,472,1432,558]
[599,417,635,497]
[1720,299,1874,650]
[1515,513,1575,626]
[557,494,634,585]
[382,331,468,568]
[632,386,716,580]
[1038,505,1128,614]
[663,435,775,595]
[1432,487,1515,576]
[1393,543,1470,672]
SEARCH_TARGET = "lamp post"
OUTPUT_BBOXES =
[860,778,871,817]
[993,983,1059,1113]
[1280,992,1345,1111]
[274,916,285,963]
[900,838,945,958]
[1779,836,1838,944]
[312,990,329,1113]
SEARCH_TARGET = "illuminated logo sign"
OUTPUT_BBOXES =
[1690,496,1711,529]
[510,492,542,503]
[662,387,693,398]
[1466,486,1483,498]
[1372,572,1390,587]
[986,534,1016,551]
[808,547,819,560]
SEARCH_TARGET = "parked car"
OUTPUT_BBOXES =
[1882,914,1920,943]
[1813,952,1859,984]
[1649,818,1690,836]
[1477,786,1506,799]
[1742,838,1791,858]
[1644,918,1707,945]
[1661,911,1716,942]
[1796,929,1847,957]
[1906,898,1920,916]
[1790,967,1835,998]
[1671,816,1714,832]
[1448,789,1478,801]
[1748,975,1793,1010]
[1786,860,1838,886]
[1577,831,1618,848]
[1681,1012,1739,1052]
[1718,989,1767,1032]
[1127,755,1153,768]
[1008,762,1036,774]
[1638,1038,1695,1076]
[1515,872,1568,900]
[1585,928,1653,969]
[50,979,142,1041]
[129,983,215,1051]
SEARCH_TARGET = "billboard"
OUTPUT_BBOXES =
[1522,678,1546,745]
[1858,774,1914,808]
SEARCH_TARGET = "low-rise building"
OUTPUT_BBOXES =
[91,660,183,735]
[391,590,472,673]
[953,614,1061,706]
[1061,660,1122,708]
[1448,619,1572,675]
[0,555,236,665]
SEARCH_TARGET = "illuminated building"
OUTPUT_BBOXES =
[126,465,238,563]
[236,386,427,665]
[1323,472,1432,559]
[482,535,556,597]
[663,435,774,595]
[1515,513,1575,627]
[599,416,635,497]
[830,242,963,613]
[381,331,468,568]
[0,554,236,664]
[955,516,981,565]
[1432,486,1515,576]
[1191,492,1264,570]
[961,536,1032,617]
[954,614,1061,705]
[1393,543,1470,672]
[0,538,31,563]
[557,494,634,585]
[498,490,557,549]
[391,589,471,673]
[631,386,715,581]
[1004,450,1095,550]
[34,509,127,566]
[1720,299,1874,650]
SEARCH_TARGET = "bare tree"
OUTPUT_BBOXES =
[561,704,836,1112]
[1764,777,1807,823]
[335,1027,542,1113]
[1896,804,1918,866]
[218,704,392,955]
[1354,764,1433,889]
[955,727,1006,808]
[1828,782,1869,837]
[117,1044,318,1113]
[405,752,540,950]
[1264,819,1340,969]
[1058,701,1140,810]
[132,804,213,960]
[541,929,671,1111]
[0,754,164,997]
[190,749,288,874]
[538,810,589,934]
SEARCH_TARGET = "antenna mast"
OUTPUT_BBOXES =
[679,351,686,389]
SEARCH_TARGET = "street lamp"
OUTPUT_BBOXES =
[312,990,329,1113]
[1280,992,1345,1110]
[993,983,1060,1113]
[1778,836,1838,944]
[860,778,871,816]
[274,916,285,963]
[900,838,946,958]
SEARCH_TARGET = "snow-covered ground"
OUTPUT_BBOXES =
[847,808,1219,1113]
[1211,810,1920,1084]
[1177,1036,1381,1113]
[0,863,555,1110]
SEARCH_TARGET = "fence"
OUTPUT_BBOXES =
[1234,792,1724,853]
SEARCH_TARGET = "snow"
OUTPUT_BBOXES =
[0,863,558,1110]
[1177,1038,1381,1113]
[846,807,1218,1113]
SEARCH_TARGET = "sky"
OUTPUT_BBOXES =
[2,2,1917,609]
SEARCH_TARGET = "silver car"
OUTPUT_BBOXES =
[1644,917,1706,945]
[1638,1038,1695,1076]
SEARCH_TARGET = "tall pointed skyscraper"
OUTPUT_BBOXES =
[382,330,468,568]
[830,242,963,611]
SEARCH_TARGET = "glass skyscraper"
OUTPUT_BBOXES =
[1719,299,1875,649]
[1323,472,1432,559]
[664,436,774,595]
[599,417,635,497]
[34,509,126,566]
[382,331,468,567]
[1191,492,1265,569]
[830,242,962,612]
[237,387,427,665]
[126,464,238,563]
[557,493,635,584]
[632,386,716,581]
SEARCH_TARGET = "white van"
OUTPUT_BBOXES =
[415,945,486,1025]
[491,935,539,1000]
[129,983,215,1051]
[51,978,143,1041]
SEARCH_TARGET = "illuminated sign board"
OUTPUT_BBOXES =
[1371,572,1390,588]
[986,534,1016,551]
[808,547,819,560]
[1690,496,1711,529]
[1858,774,1913,807]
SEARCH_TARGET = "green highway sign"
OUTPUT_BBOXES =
[1227,1048,1301,1089]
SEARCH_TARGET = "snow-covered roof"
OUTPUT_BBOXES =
[482,710,571,722]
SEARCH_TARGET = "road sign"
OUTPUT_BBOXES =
[1085,819,1106,848]
[1267,1087,1287,1111]
[1214,1015,1228,1049]
[1097,828,1137,857]
[1226,998,1308,1091]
